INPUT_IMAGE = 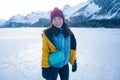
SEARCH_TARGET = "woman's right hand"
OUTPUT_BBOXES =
[42,68,50,79]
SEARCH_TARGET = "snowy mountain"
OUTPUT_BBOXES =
[9,11,50,24]
[0,19,6,27]
[0,0,120,28]
[95,0,120,19]
[2,11,50,27]
[65,0,120,27]
[63,2,87,21]
[72,0,120,20]
[69,2,101,21]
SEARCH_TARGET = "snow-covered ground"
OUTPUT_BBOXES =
[0,28,120,80]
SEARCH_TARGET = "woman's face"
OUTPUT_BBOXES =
[52,17,63,28]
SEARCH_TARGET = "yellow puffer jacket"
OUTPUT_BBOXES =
[41,32,76,68]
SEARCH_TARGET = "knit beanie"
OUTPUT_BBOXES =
[50,7,64,22]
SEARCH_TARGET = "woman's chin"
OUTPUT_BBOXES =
[56,26,62,28]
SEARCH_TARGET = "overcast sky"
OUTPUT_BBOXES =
[0,0,87,20]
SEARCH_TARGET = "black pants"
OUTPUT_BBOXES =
[46,64,69,80]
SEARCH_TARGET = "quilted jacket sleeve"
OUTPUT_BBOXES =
[69,32,77,65]
[41,33,50,68]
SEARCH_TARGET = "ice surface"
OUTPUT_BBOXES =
[0,28,120,80]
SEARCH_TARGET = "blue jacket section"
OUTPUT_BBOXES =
[52,32,70,68]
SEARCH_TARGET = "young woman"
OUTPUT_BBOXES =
[41,7,77,80]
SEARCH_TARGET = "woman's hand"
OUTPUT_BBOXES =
[42,68,50,79]
[72,60,77,72]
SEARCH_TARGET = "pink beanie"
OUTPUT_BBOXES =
[50,7,64,22]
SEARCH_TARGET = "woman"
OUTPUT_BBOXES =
[41,7,77,80]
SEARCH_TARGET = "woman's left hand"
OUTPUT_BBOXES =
[72,60,77,72]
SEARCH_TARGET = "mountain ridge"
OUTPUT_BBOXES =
[0,0,120,28]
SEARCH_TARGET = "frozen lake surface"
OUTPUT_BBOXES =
[0,28,120,80]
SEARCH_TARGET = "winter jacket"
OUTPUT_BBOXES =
[41,28,77,68]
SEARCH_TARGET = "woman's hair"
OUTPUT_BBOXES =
[48,21,72,38]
